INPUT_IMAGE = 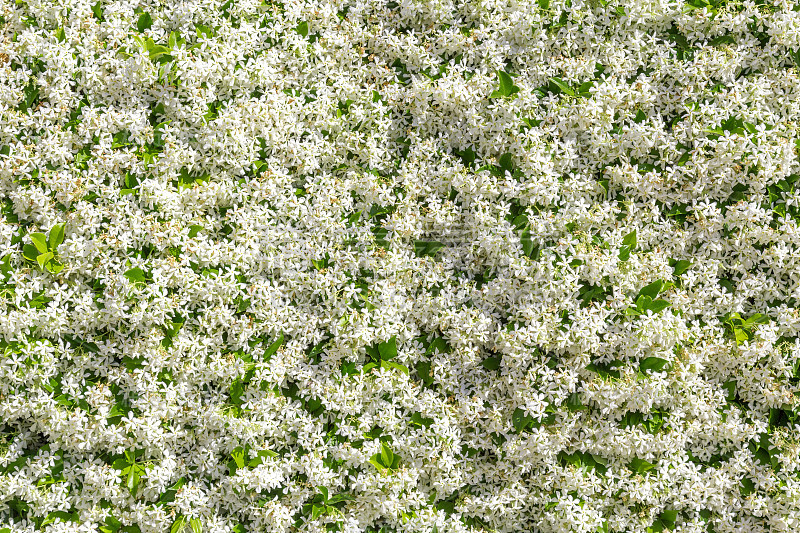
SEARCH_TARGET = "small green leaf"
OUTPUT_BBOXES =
[512,407,532,433]
[188,225,204,238]
[629,457,656,473]
[296,21,309,37]
[30,232,48,254]
[645,299,670,313]
[497,70,514,96]
[369,455,386,471]
[381,360,409,375]
[230,447,246,470]
[264,333,284,359]
[189,518,202,533]
[548,77,575,97]
[639,357,670,373]
[638,280,664,300]
[521,226,536,257]
[126,465,140,495]
[168,31,181,49]
[49,223,65,249]
[621,230,637,248]
[37,251,54,269]
[91,2,104,20]
[124,267,147,284]
[378,336,397,360]
[481,356,501,370]
[414,240,445,257]
[745,313,770,325]
[147,43,171,61]
[380,442,394,468]
[672,260,692,276]
[23,244,39,262]
[137,12,153,32]
[740,476,755,496]
[171,515,187,533]
[416,361,433,386]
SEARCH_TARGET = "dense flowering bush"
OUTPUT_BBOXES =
[2,0,800,532]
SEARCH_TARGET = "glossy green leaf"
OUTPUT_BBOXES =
[171,516,186,533]
[672,260,692,276]
[637,280,664,300]
[639,357,670,373]
[23,243,39,262]
[49,223,65,249]
[36,251,54,269]
[378,336,397,360]
[124,267,146,284]
[380,442,394,468]
[137,12,152,32]
[629,457,656,473]
[30,232,48,254]
[548,77,575,97]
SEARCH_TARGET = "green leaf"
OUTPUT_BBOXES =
[548,77,575,97]
[538,0,549,8]
[48,223,65,249]
[186,224,204,238]
[264,333,284,359]
[230,447,246,470]
[521,226,536,257]
[189,518,202,533]
[378,336,397,360]
[497,70,515,97]
[124,267,147,284]
[740,477,755,496]
[311,504,324,520]
[646,299,671,313]
[369,455,386,472]
[170,516,186,533]
[248,449,278,468]
[745,313,770,325]
[381,360,409,375]
[672,260,692,276]
[512,407,532,433]
[30,232,48,254]
[168,31,181,49]
[481,356,501,370]
[565,392,587,411]
[791,49,800,71]
[91,2,104,20]
[639,357,670,373]
[629,457,656,473]
[147,43,171,61]
[380,442,394,468]
[637,280,664,300]
[23,244,39,262]
[37,251,54,269]
[296,21,309,37]
[622,230,637,248]
[126,465,140,495]
[416,361,433,386]
[137,12,153,32]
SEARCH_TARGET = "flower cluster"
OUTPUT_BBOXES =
[2,0,800,532]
